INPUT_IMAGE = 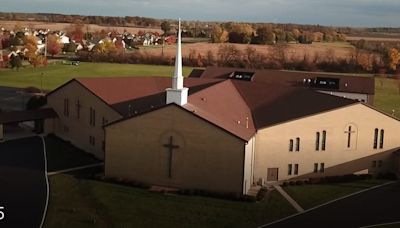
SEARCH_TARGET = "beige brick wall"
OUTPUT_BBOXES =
[254,103,400,182]
[105,105,246,195]
[47,80,122,159]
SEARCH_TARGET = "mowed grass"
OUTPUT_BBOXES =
[374,78,400,115]
[284,179,389,210]
[0,62,194,90]
[44,174,296,228]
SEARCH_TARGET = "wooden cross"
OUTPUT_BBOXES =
[163,136,179,178]
[345,126,355,148]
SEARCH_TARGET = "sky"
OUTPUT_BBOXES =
[1,0,400,27]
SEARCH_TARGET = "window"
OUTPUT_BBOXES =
[289,139,294,152]
[314,163,318,173]
[379,130,385,149]
[63,125,69,133]
[378,160,383,168]
[90,107,96,126]
[373,128,378,149]
[372,161,377,168]
[63,98,69,117]
[320,163,325,173]
[315,132,320,151]
[296,138,300,151]
[75,100,81,119]
[288,164,293,175]
[89,136,95,146]
[322,131,326,151]
[294,164,299,175]
[102,141,105,151]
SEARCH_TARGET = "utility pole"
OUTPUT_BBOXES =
[44,35,47,61]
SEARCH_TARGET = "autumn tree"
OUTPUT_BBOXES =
[24,35,38,61]
[211,25,228,43]
[67,21,85,43]
[384,48,400,71]
[47,34,62,56]
[228,23,254,44]
[255,25,275,44]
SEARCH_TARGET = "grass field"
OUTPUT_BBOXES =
[284,179,389,209]
[0,62,194,90]
[44,174,296,228]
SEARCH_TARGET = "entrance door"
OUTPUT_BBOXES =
[267,168,279,181]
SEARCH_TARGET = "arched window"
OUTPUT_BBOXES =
[373,128,379,149]
[379,129,385,149]
[289,139,294,152]
[315,132,320,151]
[322,131,327,151]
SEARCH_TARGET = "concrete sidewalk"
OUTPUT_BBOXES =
[273,185,304,212]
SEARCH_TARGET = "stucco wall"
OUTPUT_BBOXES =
[47,80,122,159]
[254,103,400,182]
[105,105,246,195]
[243,137,255,193]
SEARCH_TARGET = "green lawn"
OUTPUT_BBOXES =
[45,135,100,172]
[374,78,400,115]
[284,179,389,210]
[44,174,296,228]
[0,62,195,90]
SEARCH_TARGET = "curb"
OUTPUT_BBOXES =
[258,181,397,228]
[39,135,49,228]
[47,163,104,176]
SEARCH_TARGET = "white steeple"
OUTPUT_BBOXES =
[166,18,188,105]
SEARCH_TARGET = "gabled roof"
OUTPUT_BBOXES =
[193,66,375,95]
[76,77,222,105]
[93,77,359,141]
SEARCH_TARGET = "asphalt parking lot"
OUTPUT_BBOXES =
[0,136,47,228]
[0,86,33,111]
[265,181,400,228]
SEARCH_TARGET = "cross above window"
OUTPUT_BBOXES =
[345,126,355,148]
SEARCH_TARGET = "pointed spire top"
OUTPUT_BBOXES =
[173,18,183,88]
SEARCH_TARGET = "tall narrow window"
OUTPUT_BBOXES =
[296,138,300,151]
[75,100,81,119]
[346,126,353,148]
[63,98,69,117]
[314,163,318,173]
[289,139,294,152]
[294,164,299,175]
[322,131,326,151]
[315,132,320,151]
[320,163,325,173]
[90,107,96,126]
[379,129,384,149]
[378,160,383,167]
[288,164,293,175]
[373,128,379,149]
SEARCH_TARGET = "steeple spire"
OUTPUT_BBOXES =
[173,18,183,89]
[166,18,189,106]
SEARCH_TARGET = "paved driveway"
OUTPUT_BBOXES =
[265,181,400,228]
[0,136,47,228]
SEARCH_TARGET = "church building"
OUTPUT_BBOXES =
[45,20,400,196]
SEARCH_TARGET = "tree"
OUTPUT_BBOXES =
[160,21,171,35]
[67,21,85,43]
[255,25,275,44]
[385,48,400,71]
[211,25,228,43]
[228,23,254,44]
[9,52,22,70]
[24,35,38,61]
[47,34,62,56]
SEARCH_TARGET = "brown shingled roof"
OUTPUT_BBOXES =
[77,77,223,105]
[196,66,375,95]
[100,77,358,141]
